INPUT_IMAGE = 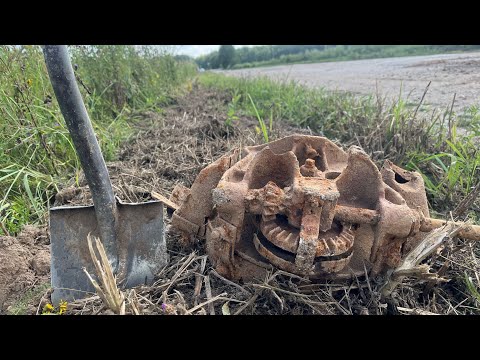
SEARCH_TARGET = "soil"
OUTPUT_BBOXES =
[1,85,479,315]
[223,52,480,112]
[0,225,50,313]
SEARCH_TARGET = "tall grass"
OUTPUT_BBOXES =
[199,73,480,217]
[0,45,197,234]
[247,93,269,142]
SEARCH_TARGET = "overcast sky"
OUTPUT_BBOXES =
[175,45,259,58]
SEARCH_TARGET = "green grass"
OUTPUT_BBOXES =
[199,72,480,216]
[6,282,50,315]
[247,93,269,142]
[465,272,480,304]
[0,45,197,234]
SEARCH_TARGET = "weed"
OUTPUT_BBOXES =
[247,93,269,142]
[225,90,241,128]
[465,272,480,304]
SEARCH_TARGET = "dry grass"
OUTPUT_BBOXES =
[83,234,125,315]
[66,232,480,315]
[381,223,465,298]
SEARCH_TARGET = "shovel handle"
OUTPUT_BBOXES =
[43,45,117,255]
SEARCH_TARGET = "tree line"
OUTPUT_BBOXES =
[195,45,480,70]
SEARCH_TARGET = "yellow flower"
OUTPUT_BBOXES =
[58,300,68,315]
[26,79,32,87]
[42,303,55,313]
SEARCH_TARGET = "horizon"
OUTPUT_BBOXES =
[175,45,260,58]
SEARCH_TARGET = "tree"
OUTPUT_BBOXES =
[218,45,235,69]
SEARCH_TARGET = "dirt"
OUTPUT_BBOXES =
[0,225,50,313]
[222,52,480,112]
[1,85,479,315]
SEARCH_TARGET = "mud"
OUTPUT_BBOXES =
[223,52,480,112]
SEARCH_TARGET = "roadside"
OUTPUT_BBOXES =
[221,52,480,113]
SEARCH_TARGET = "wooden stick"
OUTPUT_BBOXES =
[397,307,439,315]
[233,292,261,315]
[204,275,215,315]
[252,283,311,298]
[193,274,203,306]
[161,252,197,302]
[453,181,480,218]
[210,269,252,296]
[185,292,227,315]
[151,191,179,211]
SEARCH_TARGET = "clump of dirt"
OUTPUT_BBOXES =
[0,225,50,314]
[54,186,83,205]
[31,250,51,276]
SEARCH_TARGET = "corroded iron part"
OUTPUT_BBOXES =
[169,135,480,281]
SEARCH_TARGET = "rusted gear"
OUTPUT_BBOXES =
[259,215,355,274]
[167,135,480,282]
[259,217,354,258]
[244,176,353,275]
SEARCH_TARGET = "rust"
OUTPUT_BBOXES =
[169,185,190,208]
[334,205,379,225]
[168,134,480,280]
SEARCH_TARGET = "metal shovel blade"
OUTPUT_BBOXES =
[49,199,167,304]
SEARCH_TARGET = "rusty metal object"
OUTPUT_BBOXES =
[168,135,480,281]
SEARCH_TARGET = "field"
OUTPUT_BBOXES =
[1,46,479,315]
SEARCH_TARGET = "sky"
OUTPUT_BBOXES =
[175,45,259,58]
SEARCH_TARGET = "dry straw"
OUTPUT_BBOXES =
[83,233,125,315]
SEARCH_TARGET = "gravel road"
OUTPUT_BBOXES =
[223,52,480,112]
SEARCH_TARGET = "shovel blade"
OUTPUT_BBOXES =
[49,200,167,304]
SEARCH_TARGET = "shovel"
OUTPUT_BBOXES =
[44,45,168,304]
